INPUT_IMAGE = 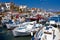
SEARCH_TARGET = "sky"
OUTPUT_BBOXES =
[0,0,60,12]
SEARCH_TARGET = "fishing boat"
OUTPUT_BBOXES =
[12,21,42,36]
[6,19,21,29]
[6,23,20,29]
[1,13,11,25]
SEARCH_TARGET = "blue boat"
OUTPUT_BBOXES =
[48,15,60,22]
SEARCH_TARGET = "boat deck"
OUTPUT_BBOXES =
[54,28,60,40]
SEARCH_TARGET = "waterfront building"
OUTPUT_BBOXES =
[5,3,11,10]
[19,5,27,13]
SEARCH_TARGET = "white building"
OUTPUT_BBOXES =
[5,3,11,10]
[19,5,27,9]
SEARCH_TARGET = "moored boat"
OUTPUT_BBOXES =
[12,21,43,36]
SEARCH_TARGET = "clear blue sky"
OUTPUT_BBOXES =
[0,0,60,12]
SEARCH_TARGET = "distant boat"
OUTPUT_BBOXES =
[6,20,21,29]
[48,15,60,27]
[30,14,44,21]
[49,16,60,22]
[6,23,20,29]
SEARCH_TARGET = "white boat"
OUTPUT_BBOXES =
[1,15,11,24]
[6,19,21,29]
[6,23,20,29]
[34,25,55,40]
[1,19,9,24]
[12,21,42,36]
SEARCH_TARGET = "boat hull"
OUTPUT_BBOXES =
[12,30,30,36]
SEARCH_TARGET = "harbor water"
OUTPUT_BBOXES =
[0,26,31,40]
